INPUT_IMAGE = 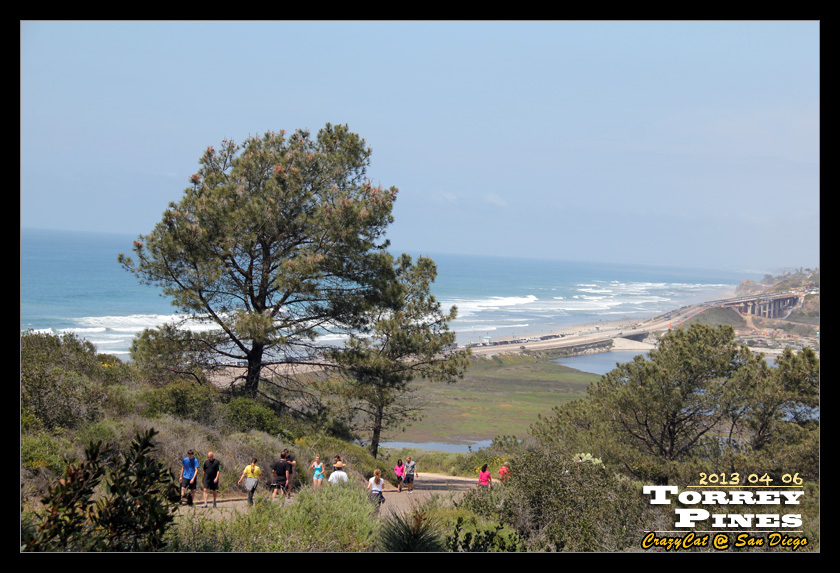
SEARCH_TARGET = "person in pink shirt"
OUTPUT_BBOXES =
[478,464,491,487]
[394,459,406,492]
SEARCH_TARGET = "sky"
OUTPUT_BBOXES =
[20,20,819,272]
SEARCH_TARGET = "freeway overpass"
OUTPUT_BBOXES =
[709,292,804,320]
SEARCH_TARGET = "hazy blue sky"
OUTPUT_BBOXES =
[21,21,819,271]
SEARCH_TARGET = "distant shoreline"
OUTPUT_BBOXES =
[463,303,690,357]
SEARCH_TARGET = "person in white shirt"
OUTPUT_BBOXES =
[366,468,386,514]
[328,460,349,484]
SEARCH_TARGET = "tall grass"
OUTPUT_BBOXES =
[166,483,380,552]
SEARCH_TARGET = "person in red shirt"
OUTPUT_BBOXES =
[498,462,510,483]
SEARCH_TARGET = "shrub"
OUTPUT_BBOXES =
[141,379,220,425]
[74,419,120,447]
[379,509,445,552]
[499,446,651,551]
[20,432,77,474]
[220,397,284,435]
[456,482,510,528]
[22,429,181,552]
[21,331,110,430]
[445,516,524,552]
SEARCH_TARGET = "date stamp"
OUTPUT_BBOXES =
[640,471,810,551]
[698,472,804,486]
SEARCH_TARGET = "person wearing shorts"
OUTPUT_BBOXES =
[404,456,417,493]
[179,450,200,506]
[394,459,405,492]
[309,455,325,487]
[202,451,221,508]
[271,452,292,500]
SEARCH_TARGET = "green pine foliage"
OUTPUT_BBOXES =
[119,124,399,401]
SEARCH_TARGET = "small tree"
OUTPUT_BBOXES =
[737,346,819,481]
[331,254,470,458]
[588,324,760,483]
[532,327,819,487]
[22,429,181,552]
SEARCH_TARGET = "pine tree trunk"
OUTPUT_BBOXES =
[369,405,384,459]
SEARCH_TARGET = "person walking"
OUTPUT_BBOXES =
[271,452,292,501]
[393,459,406,493]
[403,456,417,493]
[478,464,492,488]
[201,451,221,508]
[179,450,200,506]
[328,460,349,484]
[498,461,510,483]
[282,448,296,491]
[237,458,261,506]
[365,469,386,515]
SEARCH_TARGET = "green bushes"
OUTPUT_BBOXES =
[221,397,285,435]
[22,429,181,552]
[445,517,524,552]
[21,331,110,430]
[141,382,294,440]
[506,449,651,551]
[20,432,76,474]
[455,446,654,552]
[142,379,219,424]
[167,484,380,552]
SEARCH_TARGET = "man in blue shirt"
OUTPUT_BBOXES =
[179,450,200,506]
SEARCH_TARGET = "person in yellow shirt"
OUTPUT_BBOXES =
[237,458,261,506]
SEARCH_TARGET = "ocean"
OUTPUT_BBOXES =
[20,227,763,360]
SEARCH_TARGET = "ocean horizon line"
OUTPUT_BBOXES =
[21,227,765,357]
[21,226,770,277]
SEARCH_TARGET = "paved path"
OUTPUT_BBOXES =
[175,473,479,521]
[377,472,476,518]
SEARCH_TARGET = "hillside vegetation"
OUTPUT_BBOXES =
[21,326,819,552]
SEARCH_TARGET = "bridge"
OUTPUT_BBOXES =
[709,292,804,319]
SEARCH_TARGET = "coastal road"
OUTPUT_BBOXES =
[209,304,708,387]
[468,303,708,357]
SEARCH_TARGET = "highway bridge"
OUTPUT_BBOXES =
[708,291,804,319]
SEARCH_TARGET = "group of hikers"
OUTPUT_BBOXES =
[177,449,420,511]
[179,449,509,511]
[177,449,222,508]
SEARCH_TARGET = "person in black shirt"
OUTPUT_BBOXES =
[271,452,292,500]
[201,451,222,508]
